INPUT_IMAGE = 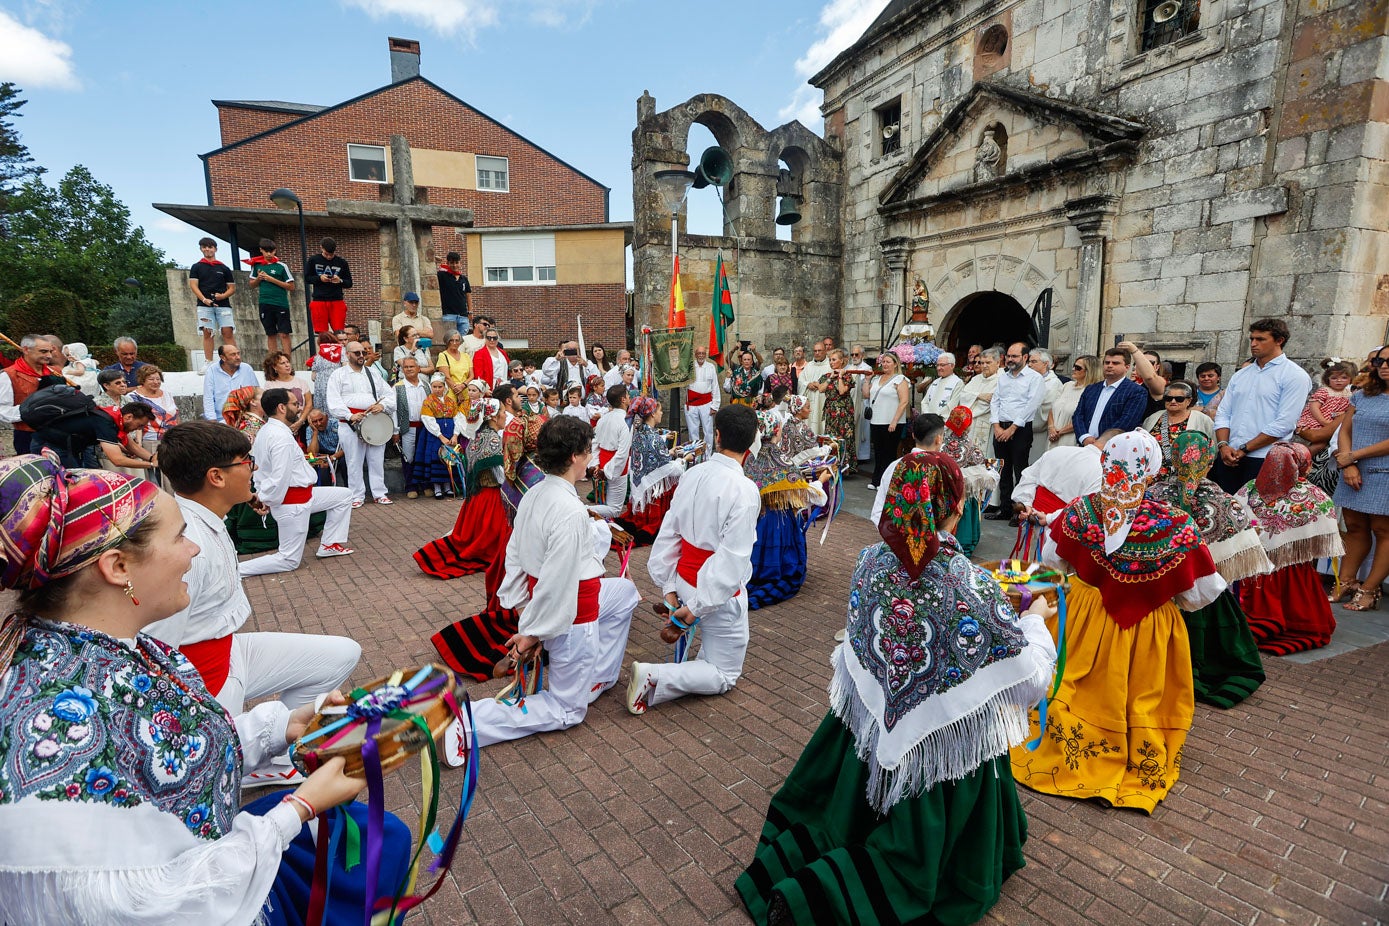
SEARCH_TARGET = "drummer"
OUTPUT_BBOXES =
[327,340,396,507]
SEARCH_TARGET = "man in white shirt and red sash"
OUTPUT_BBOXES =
[589,383,633,518]
[628,404,761,714]
[239,388,356,576]
[327,340,397,507]
[147,421,361,781]
[446,414,641,754]
[685,345,721,462]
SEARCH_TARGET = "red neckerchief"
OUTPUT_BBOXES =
[197,257,225,266]
[10,357,50,379]
[248,254,280,266]
[439,263,460,278]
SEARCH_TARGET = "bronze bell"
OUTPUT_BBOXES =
[775,195,803,226]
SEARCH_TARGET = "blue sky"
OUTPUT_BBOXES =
[1,0,889,265]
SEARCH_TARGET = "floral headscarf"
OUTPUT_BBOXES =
[628,395,659,424]
[786,394,808,415]
[945,405,972,437]
[222,386,260,429]
[1237,441,1340,569]
[1254,441,1309,502]
[877,451,964,581]
[1172,429,1217,510]
[1098,429,1163,554]
[0,453,160,595]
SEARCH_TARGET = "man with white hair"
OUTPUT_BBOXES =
[685,345,720,460]
[921,352,963,416]
[0,334,58,454]
[103,337,147,387]
[328,340,397,507]
[603,348,642,392]
[1029,348,1065,437]
[847,344,873,465]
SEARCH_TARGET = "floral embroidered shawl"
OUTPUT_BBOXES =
[1146,431,1272,583]
[0,619,241,841]
[729,366,763,400]
[831,532,1048,813]
[1235,441,1342,569]
[464,423,504,494]
[629,423,685,512]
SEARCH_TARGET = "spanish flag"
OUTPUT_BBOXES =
[668,254,686,328]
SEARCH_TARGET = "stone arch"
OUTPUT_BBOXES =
[938,291,1032,356]
[927,254,1071,354]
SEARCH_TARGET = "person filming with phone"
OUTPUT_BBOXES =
[541,339,598,400]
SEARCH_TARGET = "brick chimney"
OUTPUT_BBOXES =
[389,37,421,82]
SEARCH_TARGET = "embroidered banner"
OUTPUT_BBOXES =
[646,326,695,389]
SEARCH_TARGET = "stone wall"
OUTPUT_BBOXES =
[631,93,844,349]
[813,0,1389,369]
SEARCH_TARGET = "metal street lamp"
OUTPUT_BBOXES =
[123,277,143,291]
[269,187,314,354]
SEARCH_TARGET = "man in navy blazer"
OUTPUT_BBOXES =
[1072,348,1150,446]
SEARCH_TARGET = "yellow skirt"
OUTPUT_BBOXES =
[1009,577,1194,813]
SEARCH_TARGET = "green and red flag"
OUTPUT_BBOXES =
[709,253,734,366]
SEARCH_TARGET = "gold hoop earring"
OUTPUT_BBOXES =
[123,580,140,607]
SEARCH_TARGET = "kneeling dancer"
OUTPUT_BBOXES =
[628,404,761,714]
[446,414,640,754]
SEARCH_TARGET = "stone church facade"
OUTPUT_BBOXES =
[809,0,1389,370]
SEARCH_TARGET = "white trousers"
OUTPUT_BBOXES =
[684,403,715,461]
[588,467,630,519]
[400,426,418,463]
[216,631,362,714]
[469,577,639,747]
[238,486,354,576]
[645,574,748,707]
[339,427,388,502]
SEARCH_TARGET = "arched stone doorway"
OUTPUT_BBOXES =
[940,290,1034,356]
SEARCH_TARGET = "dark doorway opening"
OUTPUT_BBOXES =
[941,290,1034,357]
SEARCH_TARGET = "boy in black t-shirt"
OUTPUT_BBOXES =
[188,237,238,366]
[306,236,352,333]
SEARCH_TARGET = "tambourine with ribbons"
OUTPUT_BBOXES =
[986,560,1069,753]
[291,664,480,925]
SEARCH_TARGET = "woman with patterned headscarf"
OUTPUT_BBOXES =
[0,454,410,921]
[1236,441,1343,654]
[743,410,830,609]
[737,451,1057,926]
[414,397,509,582]
[1010,430,1226,812]
[417,372,464,499]
[1147,431,1272,707]
[624,396,692,542]
[939,405,998,556]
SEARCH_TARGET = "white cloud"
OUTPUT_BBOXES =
[779,0,891,128]
[0,8,78,89]
[340,0,595,40]
[340,0,500,41]
[152,215,195,234]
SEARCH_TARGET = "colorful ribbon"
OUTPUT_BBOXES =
[987,561,1069,752]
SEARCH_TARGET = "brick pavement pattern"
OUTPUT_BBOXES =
[233,499,1384,923]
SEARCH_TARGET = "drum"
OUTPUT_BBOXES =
[290,663,463,778]
[356,411,395,446]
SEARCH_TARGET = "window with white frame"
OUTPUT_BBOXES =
[481,234,556,286]
[347,144,387,183]
[476,155,509,191]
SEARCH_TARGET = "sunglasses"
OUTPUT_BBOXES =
[1072,365,1084,371]
[1163,394,1191,403]
[348,350,366,356]
[1372,358,1388,367]
[487,336,499,342]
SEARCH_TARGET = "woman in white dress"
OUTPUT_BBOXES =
[1046,354,1098,448]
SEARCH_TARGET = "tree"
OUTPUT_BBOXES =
[0,165,169,342]
[0,82,41,201]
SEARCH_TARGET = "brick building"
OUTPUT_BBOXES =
[157,37,630,366]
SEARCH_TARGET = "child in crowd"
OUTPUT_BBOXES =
[561,385,591,421]
[543,386,561,418]
[1296,358,1356,453]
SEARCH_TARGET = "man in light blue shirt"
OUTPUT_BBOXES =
[986,342,1045,520]
[1212,317,1313,493]
[202,343,259,420]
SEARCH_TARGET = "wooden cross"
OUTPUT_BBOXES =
[326,134,475,298]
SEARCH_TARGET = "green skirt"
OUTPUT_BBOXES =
[736,713,1027,926]
[1183,587,1265,709]
[223,502,327,555]
[956,498,982,557]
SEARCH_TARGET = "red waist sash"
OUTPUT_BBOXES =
[1033,485,1067,514]
[282,485,314,505]
[686,389,713,407]
[597,446,629,476]
[525,575,600,625]
[676,539,740,596]
[180,634,233,696]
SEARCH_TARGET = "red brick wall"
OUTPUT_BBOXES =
[205,79,608,226]
[217,107,305,147]
[474,283,627,350]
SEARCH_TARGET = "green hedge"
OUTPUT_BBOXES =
[91,343,190,373]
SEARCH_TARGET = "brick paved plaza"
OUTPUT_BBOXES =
[234,494,1389,925]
